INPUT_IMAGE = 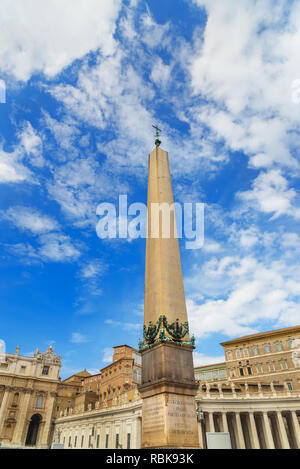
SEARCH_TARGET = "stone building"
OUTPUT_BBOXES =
[221,325,300,390]
[82,345,142,407]
[53,327,300,450]
[53,379,300,450]
[0,345,61,448]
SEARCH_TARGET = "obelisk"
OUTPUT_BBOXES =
[139,129,199,449]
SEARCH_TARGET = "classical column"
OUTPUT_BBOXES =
[248,412,260,449]
[0,386,12,437]
[234,413,246,449]
[39,392,56,447]
[262,412,275,449]
[276,411,290,449]
[290,412,300,449]
[209,412,215,433]
[12,388,33,445]
[221,412,229,433]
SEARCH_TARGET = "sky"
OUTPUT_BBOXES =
[0,0,300,379]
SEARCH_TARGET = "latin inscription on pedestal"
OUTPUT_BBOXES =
[141,393,199,448]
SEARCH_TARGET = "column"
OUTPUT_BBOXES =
[222,412,229,433]
[262,412,275,449]
[248,412,260,449]
[39,392,56,447]
[208,412,215,433]
[0,386,12,437]
[12,388,33,445]
[291,412,300,449]
[234,413,246,449]
[276,411,290,449]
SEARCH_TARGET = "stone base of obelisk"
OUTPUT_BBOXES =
[139,342,199,449]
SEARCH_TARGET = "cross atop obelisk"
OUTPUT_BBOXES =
[138,135,199,449]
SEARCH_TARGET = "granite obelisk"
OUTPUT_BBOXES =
[139,130,199,449]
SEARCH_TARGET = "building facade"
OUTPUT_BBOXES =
[0,345,61,448]
[221,326,300,391]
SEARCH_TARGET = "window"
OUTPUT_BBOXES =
[74,436,77,448]
[264,345,271,353]
[244,348,249,357]
[68,436,71,448]
[116,433,119,449]
[97,434,100,448]
[127,433,131,449]
[89,435,92,448]
[227,351,232,360]
[236,350,241,359]
[36,395,43,408]
[42,366,50,375]
[247,367,252,375]
[256,364,263,374]
[252,346,259,356]
[280,360,288,370]
[81,435,84,448]
[239,368,244,376]
[288,340,295,349]
[105,434,109,449]
[231,369,235,377]
[275,343,283,351]
[287,382,293,391]
[268,362,275,372]
[20,366,26,373]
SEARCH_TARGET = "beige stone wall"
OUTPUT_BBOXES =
[0,347,61,448]
[222,327,300,390]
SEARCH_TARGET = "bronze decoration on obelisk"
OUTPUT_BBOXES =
[138,127,199,449]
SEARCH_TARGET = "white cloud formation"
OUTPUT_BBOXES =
[187,252,300,339]
[70,332,89,344]
[38,233,82,262]
[3,206,59,234]
[238,169,300,219]
[188,0,300,217]
[193,352,225,367]
[102,347,113,363]
[0,0,122,81]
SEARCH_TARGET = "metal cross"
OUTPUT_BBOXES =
[152,125,162,147]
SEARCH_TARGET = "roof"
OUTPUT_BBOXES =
[220,325,300,346]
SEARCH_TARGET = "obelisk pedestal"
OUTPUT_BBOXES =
[139,145,199,449]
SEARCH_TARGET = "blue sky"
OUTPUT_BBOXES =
[0,0,300,379]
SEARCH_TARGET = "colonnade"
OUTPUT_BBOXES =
[198,409,300,449]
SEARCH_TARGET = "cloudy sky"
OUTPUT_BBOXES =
[0,0,299,378]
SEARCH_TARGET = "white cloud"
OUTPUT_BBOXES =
[0,147,32,184]
[105,319,140,331]
[38,233,81,262]
[102,347,113,364]
[193,352,225,367]
[186,252,300,339]
[70,332,89,344]
[0,0,122,81]
[81,260,105,279]
[238,170,299,219]
[150,58,172,88]
[3,206,59,234]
